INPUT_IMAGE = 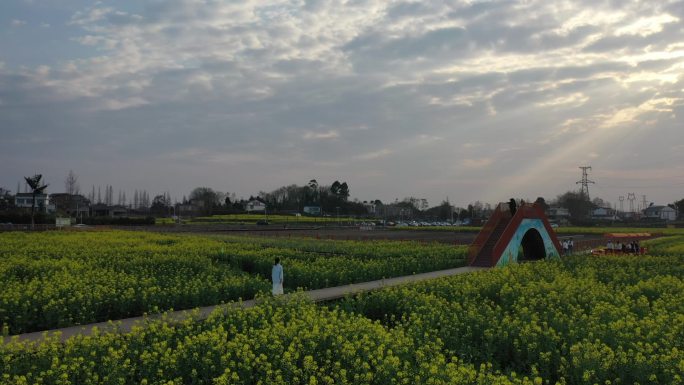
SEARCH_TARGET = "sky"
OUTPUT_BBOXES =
[1,0,683,209]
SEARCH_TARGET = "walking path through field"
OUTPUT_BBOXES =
[6,266,486,344]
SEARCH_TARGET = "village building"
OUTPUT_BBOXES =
[245,198,267,213]
[303,206,321,215]
[91,204,129,217]
[49,193,91,217]
[14,192,54,213]
[643,205,676,221]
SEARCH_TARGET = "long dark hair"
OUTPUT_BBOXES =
[274,257,280,265]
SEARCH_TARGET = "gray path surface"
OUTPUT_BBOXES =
[5,266,485,344]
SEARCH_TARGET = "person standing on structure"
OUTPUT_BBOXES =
[272,257,284,295]
[508,198,517,216]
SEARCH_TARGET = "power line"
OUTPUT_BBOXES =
[627,193,636,213]
[576,166,595,199]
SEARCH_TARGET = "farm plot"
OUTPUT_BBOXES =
[3,253,683,385]
[643,234,684,255]
[1,295,543,385]
[339,254,684,385]
[0,231,268,334]
[214,235,467,288]
[158,213,361,225]
[0,231,467,334]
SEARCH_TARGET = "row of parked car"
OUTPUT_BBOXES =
[391,220,471,227]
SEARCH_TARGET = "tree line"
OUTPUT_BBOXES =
[2,171,683,223]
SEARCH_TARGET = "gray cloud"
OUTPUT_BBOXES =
[1,0,684,206]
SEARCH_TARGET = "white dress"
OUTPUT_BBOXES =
[271,263,284,295]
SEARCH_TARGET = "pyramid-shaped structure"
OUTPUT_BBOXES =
[468,202,561,267]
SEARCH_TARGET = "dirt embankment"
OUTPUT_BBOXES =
[121,224,607,245]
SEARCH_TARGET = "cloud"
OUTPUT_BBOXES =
[615,14,679,37]
[303,130,340,140]
[463,158,494,169]
[354,148,392,161]
[101,97,149,111]
[2,0,684,207]
[536,93,589,108]
[599,97,681,129]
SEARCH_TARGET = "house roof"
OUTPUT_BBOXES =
[92,204,129,210]
[49,193,90,201]
[16,192,47,197]
[644,205,673,214]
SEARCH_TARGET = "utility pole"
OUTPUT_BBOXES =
[576,166,595,199]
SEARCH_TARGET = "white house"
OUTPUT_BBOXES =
[245,199,266,213]
[592,207,616,219]
[547,207,570,220]
[15,193,53,212]
[303,206,321,216]
[643,205,676,221]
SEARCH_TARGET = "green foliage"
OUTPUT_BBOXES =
[643,235,684,255]
[388,226,482,232]
[0,296,544,385]
[342,255,684,385]
[1,238,683,384]
[0,231,269,334]
[0,232,466,334]
[212,236,467,289]
[556,227,684,235]
[184,214,361,224]
[393,225,684,235]
[81,216,156,225]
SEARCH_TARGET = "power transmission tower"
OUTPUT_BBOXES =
[627,193,636,213]
[576,166,595,199]
[619,196,625,213]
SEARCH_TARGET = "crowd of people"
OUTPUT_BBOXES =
[564,238,645,256]
[605,240,643,254]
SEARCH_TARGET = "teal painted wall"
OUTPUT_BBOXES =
[496,218,560,267]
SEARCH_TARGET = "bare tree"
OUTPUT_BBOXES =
[64,170,80,195]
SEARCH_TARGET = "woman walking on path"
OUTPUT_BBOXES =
[272,257,284,295]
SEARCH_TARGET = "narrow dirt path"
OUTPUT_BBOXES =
[5,266,486,344]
